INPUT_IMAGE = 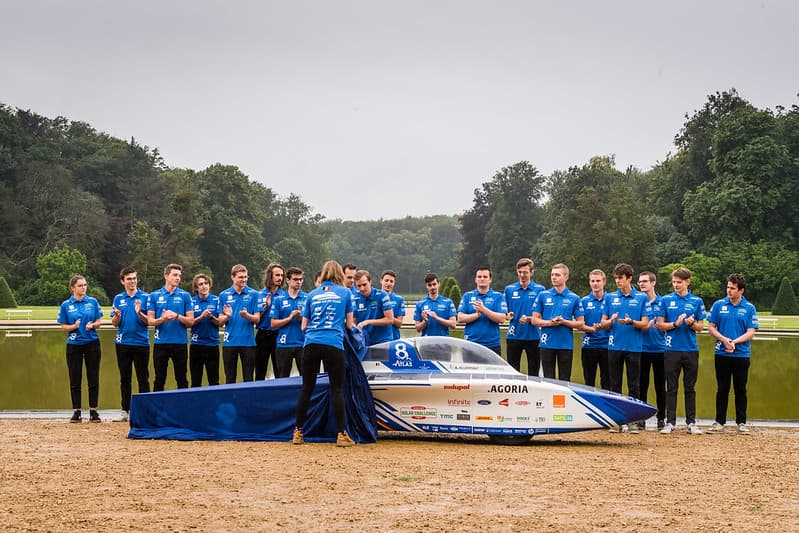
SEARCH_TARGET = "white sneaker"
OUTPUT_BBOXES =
[660,423,674,434]
[738,423,751,434]
[687,423,703,435]
[113,410,129,423]
[608,426,620,433]
[708,422,724,432]
[621,424,629,433]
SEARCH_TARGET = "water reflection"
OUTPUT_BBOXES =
[1,328,796,420]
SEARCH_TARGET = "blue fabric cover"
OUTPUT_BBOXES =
[128,328,377,443]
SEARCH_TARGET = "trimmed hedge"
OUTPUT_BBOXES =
[772,277,799,315]
[0,276,17,308]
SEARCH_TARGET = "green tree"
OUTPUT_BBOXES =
[16,245,88,305]
[440,276,456,299]
[0,276,17,307]
[772,277,799,315]
[448,283,462,308]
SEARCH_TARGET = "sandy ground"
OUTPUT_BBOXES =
[1,420,797,532]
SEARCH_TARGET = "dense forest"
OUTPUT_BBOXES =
[1,88,797,308]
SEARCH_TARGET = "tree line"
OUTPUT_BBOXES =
[1,88,797,309]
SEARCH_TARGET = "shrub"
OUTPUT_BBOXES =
[448,283,462,308]
[0,276,17,308]
[772,277,799,315]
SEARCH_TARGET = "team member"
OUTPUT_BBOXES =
[353,270,395,345]
[293,260,356,447]
[504,258,545,375]
[414,273,457,336]
[458,266,508,356]
[657,267,706,435]
[580,269,610,389]
[380,270,405,340]
[189,273,221,387]
[638,271,666,430]
[602,263,650,433]
[532,263,584,380]
[270,267,307,378]
[255,263,285,380]
[707,274,759,434]
[147,264,194,391]
[58,274,103,423]
[218,264,261,383]
[110,267,150,422]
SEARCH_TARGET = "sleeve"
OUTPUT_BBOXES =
[458,292,469,313]
[413,301,423,321]
[696,299,707,320]
[269,296,281,319]
[94,299,103,320]
[395,296,405,317]
[446,299,457,318]
[573,296,585,318]
[748,304,759,329]
[57,302,69,324]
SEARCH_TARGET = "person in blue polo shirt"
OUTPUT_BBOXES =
[505,258,545,375]
[110,267,150,422]
[532,263,584,380]
[189,273,221,387]
[147,263,194,391]
[656,267,706,435]
[580,269,610,389]
[380,270,405,340]
[638,270,667,430]
[458,266,508,356]
[353,270,395,345]
[58,274,103,423]
[414,273,457,336]
[217,264,261,383]
[602,263,651,433]
[707,273,759,434]
[293,260,356,447]
[269,266,307,378]
[255,263,285,380]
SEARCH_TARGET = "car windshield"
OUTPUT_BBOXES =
[413,337,509,366]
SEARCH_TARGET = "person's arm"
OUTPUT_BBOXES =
[177,308,195,327]
[359,308,394,328]
[345,311,355,330]
[272,309,300,329]
[431,310,456,329]
[60,320,80,332]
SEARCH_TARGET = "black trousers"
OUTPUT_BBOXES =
[275,346,303,378]
[66,341,101,409]
[153,343,189,391]
[540,348,572,381]
[506,339,540,376]
[255,329,278,380]
[581,347,610,389]
[223,346,255,384]
[664,350,699,426]
[639,351,665,422]
[115,344,150,411]
[714,354,750,425]
[190,344,220,387]
[608,350,641,399]
[295,343,347,434]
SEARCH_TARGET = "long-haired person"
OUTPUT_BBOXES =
[292,260,355,447]
[57,274,104,423]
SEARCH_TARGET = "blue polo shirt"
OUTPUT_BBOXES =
[581,292,608,349]
[218,285,259,347]
[414,295,457,337]
[257,288,286,330]
[641,294,666,353]
[604,289,650,352]
[112,289,150,347]
[387,292,405,340]
[504,281,545,341]
[660,291,706,352]
[708,296,758,358]
[354,287,394,345]
[58,295,103,345]
[459,288,507,348]
[269,290,307,348]
[302,281,353,350]
[190,293,220,346]
[147,286,193,344]
[533,287,584,350]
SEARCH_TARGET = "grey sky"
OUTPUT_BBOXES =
[2,1,797,221]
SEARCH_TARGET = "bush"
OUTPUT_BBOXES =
[448,283,462,307]
[0,276,17,307]
[772,277,799,315]
[440,276,456,298]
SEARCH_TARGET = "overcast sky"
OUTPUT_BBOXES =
[2,1,797,221]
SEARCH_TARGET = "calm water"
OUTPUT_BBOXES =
[1,328,796,420]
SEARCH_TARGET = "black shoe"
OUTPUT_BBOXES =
[70,410,82,423]
[657,419,665,430]
[89,410,101,423]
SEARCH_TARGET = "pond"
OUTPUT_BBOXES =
[1,327,796,420]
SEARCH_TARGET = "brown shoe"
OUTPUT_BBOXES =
[292,428,304,445]
[336,431,355,447]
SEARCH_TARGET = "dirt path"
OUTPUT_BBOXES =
[1,420,797,532]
